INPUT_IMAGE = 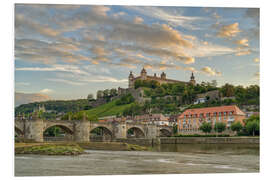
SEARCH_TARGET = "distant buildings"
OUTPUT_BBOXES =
[98,113,170,126]
[177,105,246,134]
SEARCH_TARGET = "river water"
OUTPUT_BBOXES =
[15,144,259,176]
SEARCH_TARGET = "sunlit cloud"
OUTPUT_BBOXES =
[235,38,249,47]
[40,88,53,94]
[200,66,222,76]
[217,22,241,38]
[253,58,260,63]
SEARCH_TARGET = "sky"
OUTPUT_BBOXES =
[14,4,260,100]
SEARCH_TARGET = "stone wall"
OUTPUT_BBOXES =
[159,137,259,144]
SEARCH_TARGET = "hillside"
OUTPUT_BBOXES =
[82,99,135,119]
[15,99,91,116]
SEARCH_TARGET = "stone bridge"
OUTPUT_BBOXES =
[15,114,173,142]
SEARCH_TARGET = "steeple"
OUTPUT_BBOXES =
[128,71,134,88]
[140,67,147,79]
[191,72,195,80]
[161,72,166,79]
[129,71,134,79]
[189,71,196,85]
[141,67,147,75]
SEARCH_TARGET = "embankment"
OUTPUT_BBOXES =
[116,137,259,146]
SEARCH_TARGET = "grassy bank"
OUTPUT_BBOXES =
[15,143,84,155]
[15,142,150,155]
[78,142,150,151]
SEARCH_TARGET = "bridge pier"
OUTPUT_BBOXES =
[24,114,44,142]
[144,124,159,139]
[74,119,90,142]
[113,123,127,139]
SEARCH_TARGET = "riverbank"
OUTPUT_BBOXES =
[115,136,259,146]
[15,142,150,155]
[160,136,260,144]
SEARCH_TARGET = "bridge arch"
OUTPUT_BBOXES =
[127,127,145,138]
[43,124,74,141]
[90,126,113,141]
[159,128,172,137]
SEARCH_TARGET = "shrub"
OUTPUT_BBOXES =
[214,122,226,133]
[199,122,212,134]
[230,121,243,133]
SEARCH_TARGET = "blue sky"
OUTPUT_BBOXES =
[14,4,259,100]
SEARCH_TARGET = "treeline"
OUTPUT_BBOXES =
[15,99,91,116]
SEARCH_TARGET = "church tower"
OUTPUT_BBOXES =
[128,71,134,88]
[161,72,166,79]
[140,67,147,80]
[189,72,196,85]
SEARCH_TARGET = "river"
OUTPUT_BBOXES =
[15,144,259,176]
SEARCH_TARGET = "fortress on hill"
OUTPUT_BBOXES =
[128,67,196,88]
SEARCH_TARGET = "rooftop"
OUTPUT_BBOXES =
[179,105,246,118]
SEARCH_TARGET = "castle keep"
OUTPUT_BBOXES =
[128,68,196,88]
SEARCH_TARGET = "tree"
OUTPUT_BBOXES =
[211,80,218,87]
[244,115,260,136]
[87,94,94,101]
[214,122,226,133]
[230,121,243,134]
[246,121,259,136]
[97,90,104,99]
[110,88,118,97]
[199,122,212,134]
[220,83,235,97]
[103,89,110,97]
[173,124,178,135]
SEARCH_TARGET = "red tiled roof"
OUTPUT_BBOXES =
[179,105,245,118]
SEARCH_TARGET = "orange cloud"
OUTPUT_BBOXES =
[217,23,241,38]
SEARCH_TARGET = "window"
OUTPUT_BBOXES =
[219,112,222,116]
[200,113,204,117]
[206,113,210,117]
[214,112,217,116]
[224,112,227,116]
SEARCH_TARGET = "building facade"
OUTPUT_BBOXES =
[177,105,246,134]
[128,68,196,88]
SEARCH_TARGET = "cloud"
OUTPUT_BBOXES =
[235,49,251,56]
[46,78,86,86]
[217,23,241,38]
[15,82,30,86]
[235,38,249,47]
[126,6,204,29]
[40,88,53,94]
[91,5,111,17]
[200,66,222,76]
[80,76,128,83]
[133,16,144,24]
[253,58,260,63]
[16,64,89,75]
